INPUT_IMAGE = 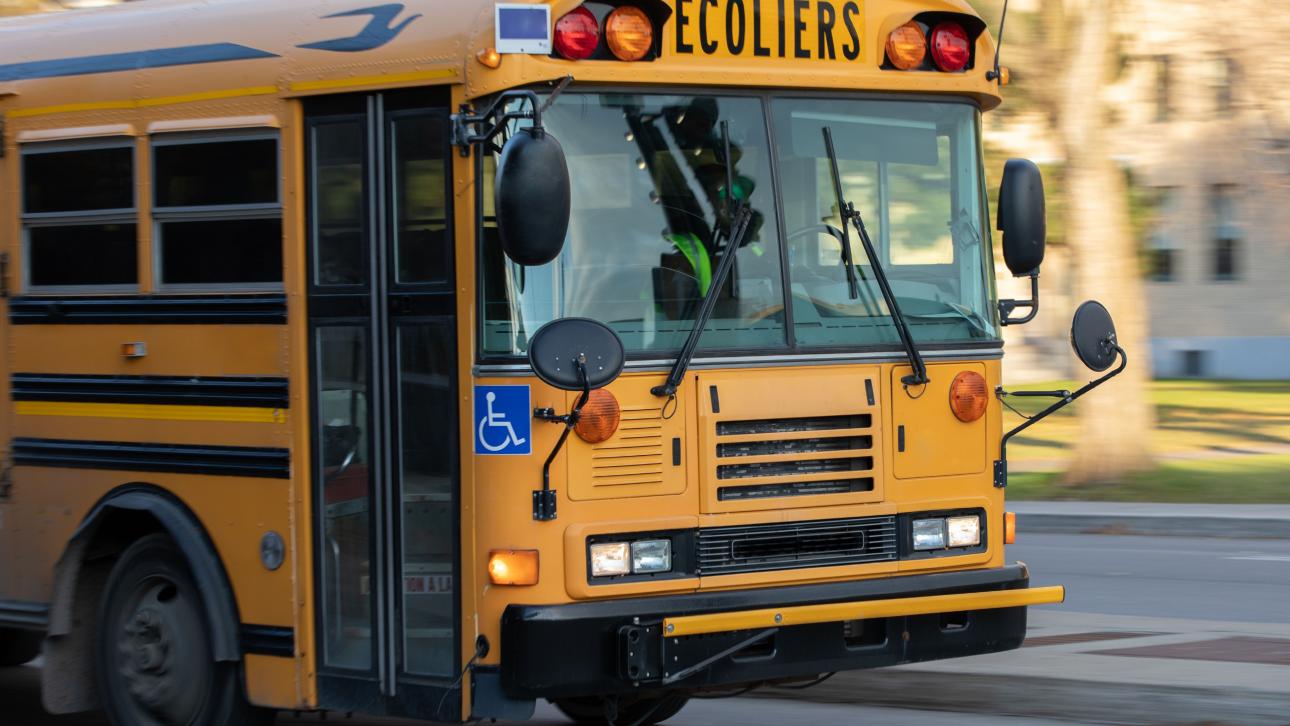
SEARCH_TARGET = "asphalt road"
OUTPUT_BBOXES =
[1015,533,1290,623]
[3,533,1286,725]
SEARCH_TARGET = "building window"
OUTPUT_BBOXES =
[1146,187,1179,282]
[1181,350,1209,378]
[1210,184,1240,281]
[152,133,282,288]
[1154,55,1172,123]
[1209,56,1235,115]
[22,141,138,290]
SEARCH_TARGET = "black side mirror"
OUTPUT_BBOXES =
[998,159,1046,276]
[1070,300,1120,372]
[997,159,1046,326]
[496,128,571,266]
[526,318,626,522]
[994,300,1127,489]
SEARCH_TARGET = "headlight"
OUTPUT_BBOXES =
[947,515,981,547]
[912,518,946,550]
[589,542,631,577]
[630,539,671,574]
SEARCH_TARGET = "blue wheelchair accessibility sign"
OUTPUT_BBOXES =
[474,385,532,455]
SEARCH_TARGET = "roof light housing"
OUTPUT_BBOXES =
[930,20,971,72]
[885,21,928,71]
[605,6,654,61]
[554,6,600,60]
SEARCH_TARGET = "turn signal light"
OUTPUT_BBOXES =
[488,549,539,586]
[930,21,971,72]
[886,21,927,70]
[605,6,653,61]
[574,388,621,443]
[949,371,988,423]
[1004,511,1017,544]
[554,6,600,60]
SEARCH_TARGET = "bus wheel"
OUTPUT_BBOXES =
[0,628,42,667]
[553,694,690,726]
[95,533,274,726]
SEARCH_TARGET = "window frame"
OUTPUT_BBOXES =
[150,129,284,292]
[474,86,1002,364]
[20,137,139,294]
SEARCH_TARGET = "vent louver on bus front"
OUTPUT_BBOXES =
[713,415,875,501]
[589,405,665,488]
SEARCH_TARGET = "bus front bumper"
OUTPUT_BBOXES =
[500,563,1062,699]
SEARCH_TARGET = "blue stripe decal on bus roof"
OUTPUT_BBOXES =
[0,43,279,82]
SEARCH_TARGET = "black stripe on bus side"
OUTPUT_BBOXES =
[0,599,49,631]
[240,624,295,657]
[11,438,290,479]
[8,294,287,325]
[12,374,290,409]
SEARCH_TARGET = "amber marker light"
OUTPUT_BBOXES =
[574,388,621,443]
[949,370,988,422]
[1004,511,1017,544]
[605,6,653,62]
[885,21,927,70]
[476,47,502,68]
[488,549,539,586]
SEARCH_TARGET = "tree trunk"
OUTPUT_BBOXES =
[1060,0,1156,484]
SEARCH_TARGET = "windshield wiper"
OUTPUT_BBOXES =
[652,122,751,398]
[823,127,929,387]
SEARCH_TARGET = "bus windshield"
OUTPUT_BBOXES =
[480,93,997,357]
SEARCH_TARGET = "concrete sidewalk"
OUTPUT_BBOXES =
[760,609,1290,725]
[1010,500,1290,538]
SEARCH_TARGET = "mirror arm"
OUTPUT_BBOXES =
[999,272,1039,326]
[532,359,591,521]
[452,89,546,157]
[993,344,1126,488]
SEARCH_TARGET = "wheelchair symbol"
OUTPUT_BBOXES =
[477,390,528,453]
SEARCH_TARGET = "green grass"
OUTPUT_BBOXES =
[1003,380,1290,502]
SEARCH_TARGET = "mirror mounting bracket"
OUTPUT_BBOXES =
[452,89,544,157]
[531,358,592,521]
[993,343,1126,488]
[998,272,1039,326]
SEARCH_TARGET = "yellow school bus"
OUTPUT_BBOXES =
[0,0,1128,723]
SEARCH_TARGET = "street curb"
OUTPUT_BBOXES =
[1014,511,1290,539]
[755,669,1290,725]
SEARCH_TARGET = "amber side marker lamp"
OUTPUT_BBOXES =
[885,21,927,70]
[605,6,653,61]
[949,370,988,422]
[1004,511,1017,544]
[488,549,539,586]
[476,47,502,68]
[574,388,621,443]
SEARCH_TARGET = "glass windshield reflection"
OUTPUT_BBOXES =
[482,94,785,356]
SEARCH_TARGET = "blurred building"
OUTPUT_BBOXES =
[1111,0,1290,379]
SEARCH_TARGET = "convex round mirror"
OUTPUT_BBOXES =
[997,158,1047,276]
[1070,300,1119,372]
[528,318,625,391]
[495,128,571,266]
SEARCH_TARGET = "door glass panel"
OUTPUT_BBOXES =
[390,114,449,284]
[397,321,456,676]
[314,120,366,286]
[317,325,374,670]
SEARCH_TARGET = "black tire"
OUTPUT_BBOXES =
[95,533,275,726]
[553,694,690,726]
[0,628,42,667]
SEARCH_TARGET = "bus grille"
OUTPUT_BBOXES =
[696,516,897,576]
[713,414,874,501]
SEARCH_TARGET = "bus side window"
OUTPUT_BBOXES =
[152,132,283,290]
[22,140,138,292]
